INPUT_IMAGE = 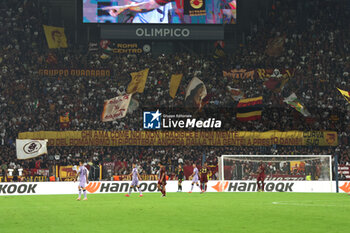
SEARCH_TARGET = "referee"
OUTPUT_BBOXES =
[177,164,184,192]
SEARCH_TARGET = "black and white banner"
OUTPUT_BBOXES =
[16,139,48,160]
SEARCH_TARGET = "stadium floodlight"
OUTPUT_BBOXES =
[218,155,333,192]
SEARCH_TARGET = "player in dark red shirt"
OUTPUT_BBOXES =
[157,162,167,197]
[257,161,265,192]
[200,162,209,193]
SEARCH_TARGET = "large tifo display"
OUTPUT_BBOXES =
[0,181,348,196]
[83,0,237,24]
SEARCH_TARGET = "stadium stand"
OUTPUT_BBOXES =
[0,0,350,181]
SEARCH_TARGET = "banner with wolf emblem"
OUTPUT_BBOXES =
[16,139,48,160]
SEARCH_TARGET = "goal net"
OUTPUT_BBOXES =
[218,155,333,192]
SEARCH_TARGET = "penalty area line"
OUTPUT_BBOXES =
[272,201,345,207]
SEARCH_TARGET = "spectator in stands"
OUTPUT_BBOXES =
[339,171,347,181]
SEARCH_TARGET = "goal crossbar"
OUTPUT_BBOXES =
[221,154,332,157]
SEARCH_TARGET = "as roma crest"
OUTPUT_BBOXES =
[185,0,206,16]
[325,133,336,145]
[190,0,204,9]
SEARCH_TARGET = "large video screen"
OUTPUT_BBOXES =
[83,0,236,24]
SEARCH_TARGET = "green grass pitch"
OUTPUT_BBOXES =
[0,192,349,233]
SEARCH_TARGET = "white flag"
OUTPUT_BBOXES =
[283,93,310,117]
[227,86,244,101]
[16,139,48,160]
[101,94,132,122]
[185,77,207,110]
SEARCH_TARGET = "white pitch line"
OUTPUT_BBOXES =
[272,201,346,207]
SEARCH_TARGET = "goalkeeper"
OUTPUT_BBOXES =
[256,161,265,192]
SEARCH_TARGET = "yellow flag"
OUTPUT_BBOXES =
[43,25,68,49]
[127,68,149,94]
[337,88,350,103]
[59,115,69,123]
[169,74,183,98]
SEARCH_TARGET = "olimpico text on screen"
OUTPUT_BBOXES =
[135,28,190,38]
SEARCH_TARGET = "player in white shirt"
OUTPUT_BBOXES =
[188,163,200,193]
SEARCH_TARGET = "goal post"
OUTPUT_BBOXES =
[218,155,333,192]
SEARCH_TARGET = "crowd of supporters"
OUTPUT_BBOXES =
[0,0,350,179]
[0,145,345,181]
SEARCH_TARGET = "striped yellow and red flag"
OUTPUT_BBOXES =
[236,96,263,121]
[337,88,350,103]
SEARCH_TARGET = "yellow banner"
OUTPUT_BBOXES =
[18,131,338,147]
[43,25,68,49]
[59,166,76,179]
[38,68,111,77]
[257,69,294,79]
[223,69,255,79]
[169,74,183,98]
[127,68,149,94]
